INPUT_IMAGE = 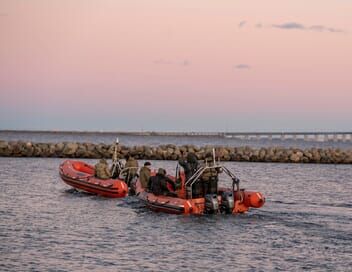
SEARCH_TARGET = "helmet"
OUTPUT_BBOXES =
[100,158,107,164]
[157,168,166,175]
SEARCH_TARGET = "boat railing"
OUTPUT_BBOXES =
[111,160,124,177]
[183,163,240,199]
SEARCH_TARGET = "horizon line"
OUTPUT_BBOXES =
[1,129,351,135]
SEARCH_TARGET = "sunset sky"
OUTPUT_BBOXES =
[0,0,351,132]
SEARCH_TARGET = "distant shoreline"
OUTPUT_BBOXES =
[1,129,351,136]
[0,130,222,137]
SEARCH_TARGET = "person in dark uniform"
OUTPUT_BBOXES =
[178,152,199,181]
[150,168,176,196]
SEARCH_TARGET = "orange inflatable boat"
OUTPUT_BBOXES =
[59,160,128,198]
[135,164,265,215]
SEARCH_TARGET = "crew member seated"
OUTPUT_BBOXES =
[150,168,176,196]
[95,158,111,180]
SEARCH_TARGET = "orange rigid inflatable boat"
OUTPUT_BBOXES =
[59,160,128,198]
[135,163,265,215]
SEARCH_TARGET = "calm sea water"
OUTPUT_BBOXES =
[1,133,352,271]
[1,156,351,271]
[0,130,351,150]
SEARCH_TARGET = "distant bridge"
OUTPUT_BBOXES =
[221,132,352,142]
[147,131,352,142]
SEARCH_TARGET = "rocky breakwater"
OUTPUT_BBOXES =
[0,140,351,164]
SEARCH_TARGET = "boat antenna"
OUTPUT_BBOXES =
[113,137,119,162]
[111,137,121,178]
[212,148,216,164]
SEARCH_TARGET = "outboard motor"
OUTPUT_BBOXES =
[220,191,234,214]
[204,194,219,214]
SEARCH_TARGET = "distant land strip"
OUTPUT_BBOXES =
[1,129,352,136]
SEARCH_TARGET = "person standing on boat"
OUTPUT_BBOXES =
[139,161,152,189]
[95,159,112,180]
[201,153,222,194]
[124,155,139,186]
[178,152,199,181]
[201,153,219,179]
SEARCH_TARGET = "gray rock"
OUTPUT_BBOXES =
[62,142,79,156]
[0,140,8,149]
[55,143,65,153]
[290,153,301,163]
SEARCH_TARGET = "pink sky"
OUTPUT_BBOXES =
[0,0,351,131]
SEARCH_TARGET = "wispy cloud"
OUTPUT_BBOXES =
[153,59,191,66]
[181,60,190,66]
[0,12,9,17]
[309,25,344,33]
[238,21,246,28]
[272,22,305,30]
[153,59,173,65]
[272,22,344,33]
[234,64,251,70]
[239,21,345,33]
